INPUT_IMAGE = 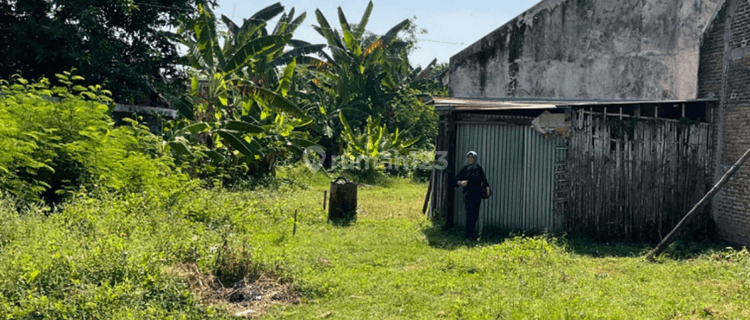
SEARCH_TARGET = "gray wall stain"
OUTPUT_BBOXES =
[449,0,722,100]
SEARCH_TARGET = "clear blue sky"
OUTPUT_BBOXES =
[214,0,541,68]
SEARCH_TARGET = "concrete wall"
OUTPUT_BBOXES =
[450,0,721,100]
[698,0,750,247]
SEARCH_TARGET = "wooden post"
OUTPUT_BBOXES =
[423,168,435,214]
[323,191,327,210]
[648,145,750,260]
[681,104,686,118]
[293,210,298,236]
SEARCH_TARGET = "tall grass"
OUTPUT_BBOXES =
[1,163,749,319]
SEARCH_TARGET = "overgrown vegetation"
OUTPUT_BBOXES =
[3,0,447,186]
[0,77,746,317]
[1,162,749,319]
[162,2,318,183]
[288,2,442,167]
[4,2,747,320]
[155,1,443,185]
[337,113,419,180]
[0,73,183,205]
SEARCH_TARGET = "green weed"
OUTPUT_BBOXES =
[0,161,748,319]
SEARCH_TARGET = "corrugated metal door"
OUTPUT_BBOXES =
[453,123,564,233]
[523,126,566,232]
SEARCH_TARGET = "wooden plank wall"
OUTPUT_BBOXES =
[565,108,713,241]
[430,115,451,220]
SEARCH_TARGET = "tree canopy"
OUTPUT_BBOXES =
[0,0,215,104]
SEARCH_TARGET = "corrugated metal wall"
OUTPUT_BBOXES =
[452,123,565,233]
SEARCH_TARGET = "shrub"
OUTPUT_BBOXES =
[384,148,435,182]
[0,72,185,205]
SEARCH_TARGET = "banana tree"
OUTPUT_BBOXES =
[287,1,423,163]
[312,1,411,120]
[338,112,419,176]
[218,6,327,92]
[164,2,319,177]
[171,2,306,119]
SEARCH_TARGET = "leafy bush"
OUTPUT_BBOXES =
[337,113,419,180]
[384,148,435,182]
[0,73,185,205]
[391,86,439,150]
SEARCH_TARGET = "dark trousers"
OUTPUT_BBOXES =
[463,191,482,239]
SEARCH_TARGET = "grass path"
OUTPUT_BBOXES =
[247,171,750,319]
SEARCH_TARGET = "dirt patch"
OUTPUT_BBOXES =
[170,263,300,318]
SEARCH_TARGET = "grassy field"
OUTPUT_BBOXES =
[1,166,749,319]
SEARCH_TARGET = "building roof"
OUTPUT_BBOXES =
[428,97,718,112]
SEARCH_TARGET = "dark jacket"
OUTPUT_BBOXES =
[455,165,489,194]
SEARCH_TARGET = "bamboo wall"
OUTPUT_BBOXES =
[564,109,713,241]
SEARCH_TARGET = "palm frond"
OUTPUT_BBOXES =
[195,3,223,71]
[354,1,374,39]
[221,15,239,35]
[277,58,296,96]
[270,44,327,69]
[222,35,288,75]
[287,11,307,35]
[314,9,345,49]
[249,2,284,23]
[379,19,410,45]
[249,85,308,119]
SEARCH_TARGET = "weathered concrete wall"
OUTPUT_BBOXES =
[450,0,721,100]
[698,0,750,247]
